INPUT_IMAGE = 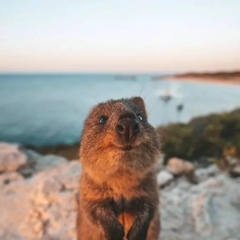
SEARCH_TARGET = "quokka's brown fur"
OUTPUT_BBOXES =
[77,96,161,240]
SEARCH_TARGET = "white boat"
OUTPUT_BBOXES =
[159,92,172,102]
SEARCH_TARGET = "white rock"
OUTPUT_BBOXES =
[0,172,23,187]
[230,165,240,177]
[0,161,80,240]
[195,164,220,183]
[25,149,67,173]
[157,170,173,187]
[1,145,240,240]
[0,143,27,172]
[206,164,220,176]
[160,173,240,240]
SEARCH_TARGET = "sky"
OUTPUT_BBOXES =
[0,0,240,73]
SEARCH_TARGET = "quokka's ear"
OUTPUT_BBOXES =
[130,96,147,118]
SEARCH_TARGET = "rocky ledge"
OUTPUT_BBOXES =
[0,143,240,240]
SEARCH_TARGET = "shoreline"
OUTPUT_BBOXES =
[168,77,240,85]
[154,71,240,85]
[26,143,79,161]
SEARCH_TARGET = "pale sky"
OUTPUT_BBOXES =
[0,0,240,73]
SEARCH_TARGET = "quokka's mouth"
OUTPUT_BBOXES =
[112,139,141,151]
[121,145,133,151]
[113,144,134,151]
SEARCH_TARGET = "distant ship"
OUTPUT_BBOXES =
[115,75,136,81]
[159,92,172,102]
[158,84,183,102]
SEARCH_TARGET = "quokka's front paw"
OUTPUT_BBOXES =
[127,224,148,240]
[106,221,125,240]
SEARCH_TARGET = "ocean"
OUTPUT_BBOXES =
[0,73,240,146]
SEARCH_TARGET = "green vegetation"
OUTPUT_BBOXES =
[156,108,240,162]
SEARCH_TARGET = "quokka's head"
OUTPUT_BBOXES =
[79,97,161,177]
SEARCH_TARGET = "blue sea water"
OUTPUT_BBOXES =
[0,73,240,146]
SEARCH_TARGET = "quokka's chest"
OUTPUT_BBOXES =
[113,197,135,236]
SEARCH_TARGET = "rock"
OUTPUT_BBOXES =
[195,164,220,182]
[24,150,67,173]
[195,168,208,183]
[157,170,173,188]
[10,149,69,178]
[166,157,194,176]
[166,157,197,183]
[205,164,220,176]
[0,143,68,178]
[224,156,240,178]
[225,156,239,166]
[0,161,81,240]
[160,172,240,240]
[229,165,240,178]
[0,172,23,187]
[0,143,27,173]
[1,144,240,240]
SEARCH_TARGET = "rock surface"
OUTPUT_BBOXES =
[0,171,23,188]
[0,143,240,240]
[0,143,27,172]
[166,157,194,175]
[161,175,240,240]
[157,170,173,188]
[24,149,67,173]
[195,164,220,183]
[224,156,240,178]
[0,161,80,240]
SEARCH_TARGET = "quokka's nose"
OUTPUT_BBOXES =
[116,117,139,140]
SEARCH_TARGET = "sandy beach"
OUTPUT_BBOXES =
[154,71,240,85]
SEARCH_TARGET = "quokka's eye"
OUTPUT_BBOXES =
[137,114,143,121]
[99,116,108,124]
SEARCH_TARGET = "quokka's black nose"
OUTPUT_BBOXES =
[116,117,139,140]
